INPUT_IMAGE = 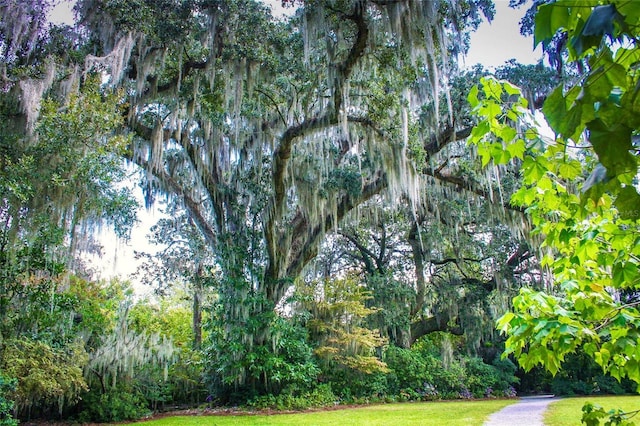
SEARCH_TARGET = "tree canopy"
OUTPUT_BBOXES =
[7,0,638,421]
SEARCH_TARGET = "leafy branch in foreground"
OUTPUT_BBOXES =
[471,71,640,373]
[468,5,640,419]
[582,402,640,426]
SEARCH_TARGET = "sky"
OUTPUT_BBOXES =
[48,0,541,290]
[465,0,542,68]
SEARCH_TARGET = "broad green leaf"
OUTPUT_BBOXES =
[506,139,526,160]
[558,159,582,179]
[576,240,599,264]
[500,126,517,142]
[503,81,522,96]
[522,155,550,184]
[477,144,491,168]
[613,261,639,288]
[467,84,480,108]
[589,119,636,179]
[617,2,640,33]
[478,100,501,119]
[605,63,628,90]
[615,186,640,220]
[497,312,516,333]
[490,142,511,164]
[470,120,490,143]
[542,85,567,136]
[482,77,503,100]
[524,127,539,141]
[534,3,570,48]
[625,359,640,383]
[614,48,640,70]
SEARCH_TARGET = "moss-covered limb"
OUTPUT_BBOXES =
[408,220,427,318]
[409,315,463,346]
[424,125,473,158]
[332,0,369,114]
[266,1,371,284]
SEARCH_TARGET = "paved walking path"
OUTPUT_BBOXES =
[484,395,560,426]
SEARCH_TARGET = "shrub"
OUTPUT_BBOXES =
[385,341,520,401]
[248,384,336,410]
[0,373,17,426]
[325,368,389,401]
[384,345,431,395]
[464,357,501,398]
[1,338,88,417]
[76,386,150,422]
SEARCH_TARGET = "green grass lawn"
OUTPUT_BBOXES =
[138,400,515,425]
[544,395,640,426]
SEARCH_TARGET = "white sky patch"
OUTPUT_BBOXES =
[84,180,163,295]
[49,0,74,25]
[465,0,543,69]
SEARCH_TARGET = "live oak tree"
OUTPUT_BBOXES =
[77,0,494,391]
[4,0,550,396]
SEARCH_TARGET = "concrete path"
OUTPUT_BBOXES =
[484,395,560,426]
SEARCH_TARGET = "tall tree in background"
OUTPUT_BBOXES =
[4,0,568,397]
[74,0,495,391]
[134,206,216,349]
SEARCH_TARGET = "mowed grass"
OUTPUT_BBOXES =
[138,400,515,426]
[545,395,640,426]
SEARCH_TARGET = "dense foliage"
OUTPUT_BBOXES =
[2,0,638,423]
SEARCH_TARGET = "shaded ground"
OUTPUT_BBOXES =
[484,395,559,426]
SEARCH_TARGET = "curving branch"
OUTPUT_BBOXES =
[423,167,525,213]
[338,230,378,275]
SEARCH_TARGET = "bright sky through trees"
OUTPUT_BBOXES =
[466,0,543,68]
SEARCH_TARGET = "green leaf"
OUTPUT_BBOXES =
[612,261,639,288]
[618,2,640,32]
[522,155,550,185]
[482,77,503,100]
[524,127,538,141]
[467,84,480,108]
[535,3,570,48]
[615,47,640,72]
[615,186,640,220]
[503,81,522,96]
[589,119,636,179]
[542,86,566,136]
[478,101,501,119]
[470,120,490,143]
[490,142,511,164]
[558,159,582,180]
[500,126,517,142]
[477,144,491,168]
[506,139,526,160]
